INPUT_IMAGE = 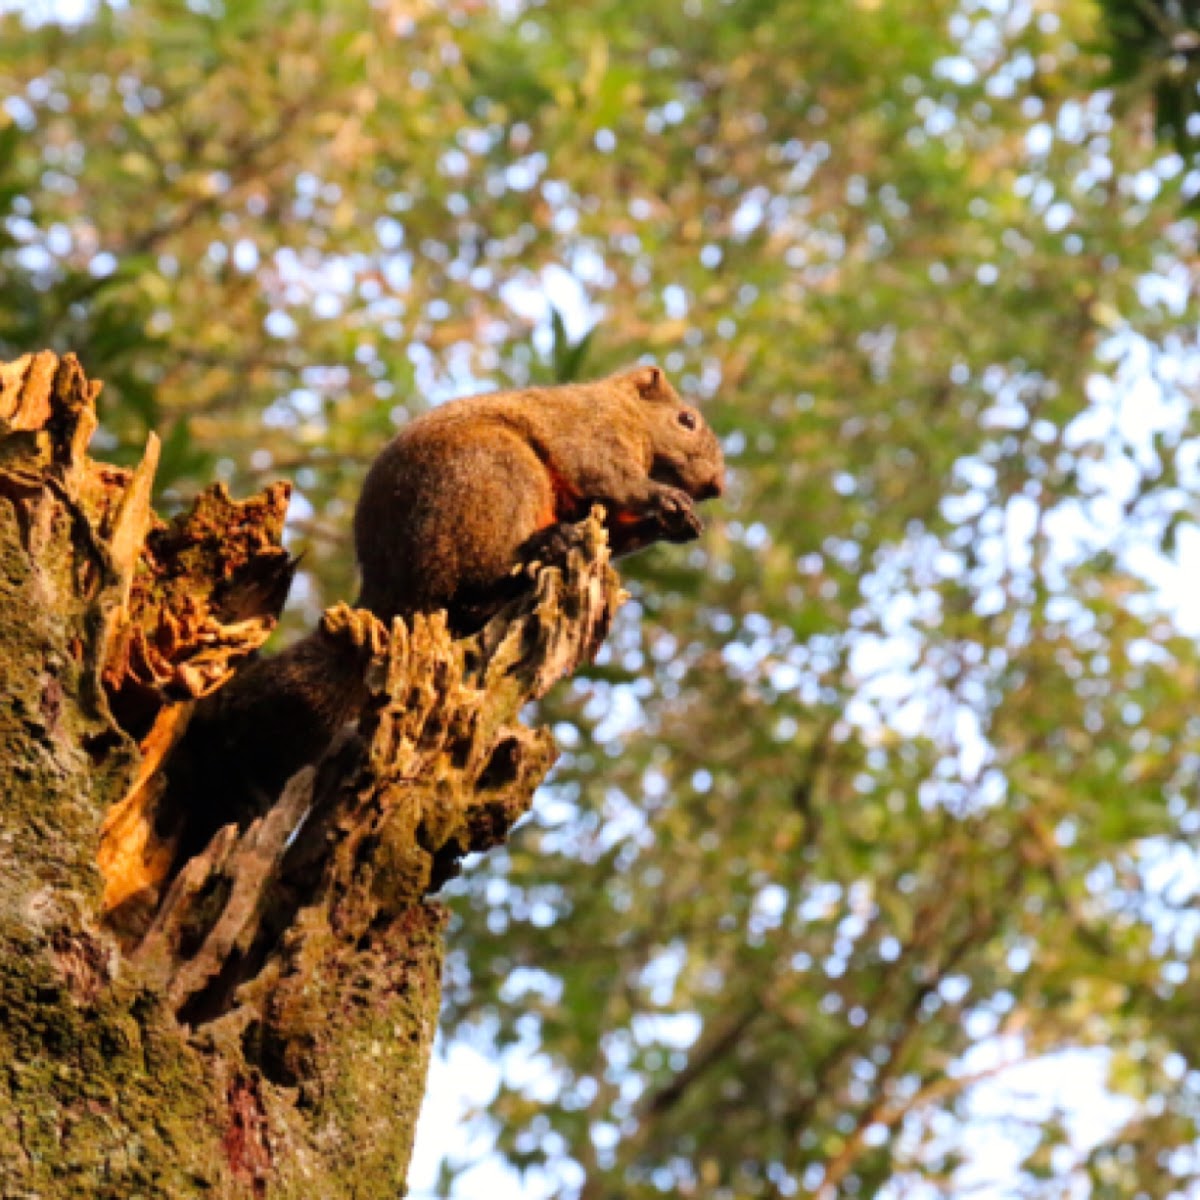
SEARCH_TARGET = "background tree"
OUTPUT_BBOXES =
[3,0,1200,1196]
[1098,0,1200,168]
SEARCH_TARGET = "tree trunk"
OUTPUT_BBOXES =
[0,351,623,1197]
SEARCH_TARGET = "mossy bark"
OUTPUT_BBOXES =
[0,352,624,1197]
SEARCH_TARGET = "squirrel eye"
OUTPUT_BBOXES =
[678,409,698,431]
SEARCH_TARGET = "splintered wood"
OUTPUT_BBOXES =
[0,351,296,915]
[1,351,624,1024]
[135,514,624,1020]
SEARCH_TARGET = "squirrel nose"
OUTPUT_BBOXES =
[698,472,724,500]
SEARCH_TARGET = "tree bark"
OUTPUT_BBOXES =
[0,351,624,1197]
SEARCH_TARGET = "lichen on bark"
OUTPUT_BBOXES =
[0,350,624,1197]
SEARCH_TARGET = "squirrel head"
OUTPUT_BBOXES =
[622,365,726,502]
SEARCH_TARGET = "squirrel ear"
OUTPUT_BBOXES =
[629,365,664,399]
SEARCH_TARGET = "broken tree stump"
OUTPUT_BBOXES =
[0,351,624,1197]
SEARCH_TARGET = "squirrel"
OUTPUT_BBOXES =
[354,364,724,628]
[156,365,724,871]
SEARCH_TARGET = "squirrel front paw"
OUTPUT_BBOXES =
[650,488,704,542]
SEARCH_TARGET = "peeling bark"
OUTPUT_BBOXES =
[0,351,625,1197]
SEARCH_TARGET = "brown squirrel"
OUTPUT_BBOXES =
[161,365,724,863]
[354,364,724,628]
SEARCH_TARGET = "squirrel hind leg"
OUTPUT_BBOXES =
[517,520,579,571]
[448,518,584,635]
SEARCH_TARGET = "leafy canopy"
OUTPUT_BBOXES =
[4,0,1200,1196]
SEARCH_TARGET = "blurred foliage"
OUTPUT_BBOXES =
[1098,0,1200,167]
[4,0,1200,1196]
